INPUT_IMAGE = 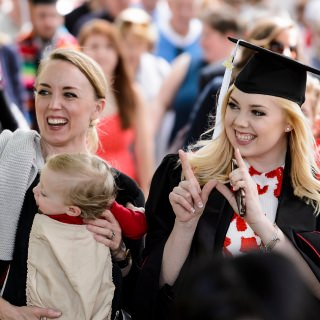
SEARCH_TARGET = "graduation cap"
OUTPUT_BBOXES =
[229,37,320,106]
[213,37,320,139]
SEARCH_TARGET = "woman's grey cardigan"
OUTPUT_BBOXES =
[0,129,43,260]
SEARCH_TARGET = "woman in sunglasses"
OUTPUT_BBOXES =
[235,15,301,73]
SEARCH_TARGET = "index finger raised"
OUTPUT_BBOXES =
[179,149,196,181]
[234,148,246,170]
[178,149,202,205]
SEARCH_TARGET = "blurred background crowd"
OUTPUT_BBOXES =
[1,0,320,196]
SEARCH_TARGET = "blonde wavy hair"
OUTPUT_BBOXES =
[186,85,320,215]
[36,48,108,153]
[45,153,117,219]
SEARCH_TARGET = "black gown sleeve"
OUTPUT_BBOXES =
[133,154,182,320]
[276,161,320,282]
[290,222,320,281]
[112,169,146,314]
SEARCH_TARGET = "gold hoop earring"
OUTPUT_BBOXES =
[89,119,98,128]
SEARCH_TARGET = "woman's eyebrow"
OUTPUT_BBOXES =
[249,104,267,109]
[38,83,79,91]
[38,83,50,88]
[230,96,268,109]
[62,86,79,90]
[229,96,239,104]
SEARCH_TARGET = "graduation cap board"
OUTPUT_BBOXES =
[230,37,320,105]
[30,0,57,4]
[212,37,320,139]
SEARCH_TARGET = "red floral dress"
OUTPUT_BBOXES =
[223,165,284,256]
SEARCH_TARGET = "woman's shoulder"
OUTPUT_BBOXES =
[152,153,182,186]
[0,129,39,150]
[0,129,13,142]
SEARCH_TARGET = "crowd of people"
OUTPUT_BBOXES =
[0,0,320,319]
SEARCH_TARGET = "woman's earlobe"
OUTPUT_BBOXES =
[96,98,106,115]
[91,99,106,123]
[285,126,292,132]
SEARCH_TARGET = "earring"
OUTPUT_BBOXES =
[285,127,291,132]
[89,119,98,128]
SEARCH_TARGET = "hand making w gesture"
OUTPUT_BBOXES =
[218,148,264,225]
[169,149,264,226]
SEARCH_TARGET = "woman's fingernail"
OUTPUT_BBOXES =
[190,207,195,213]
[198,202,203,208]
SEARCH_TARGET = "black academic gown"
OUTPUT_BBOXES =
[133,154,320,320]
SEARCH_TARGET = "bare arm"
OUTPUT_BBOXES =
[222,148,320,298]
[160,218,198,286]
[251,217,320,298]
[133,84,155,198]
[152,54,191,134]
[164,148,320,296]
[161,150,217,286]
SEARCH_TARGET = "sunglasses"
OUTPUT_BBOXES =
[269,40,298,55]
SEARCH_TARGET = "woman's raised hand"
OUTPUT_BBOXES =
[217,148,264,224]
[169,150,218,223]
[0,298,61,319]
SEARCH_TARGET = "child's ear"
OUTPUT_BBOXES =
[66,206,81,217]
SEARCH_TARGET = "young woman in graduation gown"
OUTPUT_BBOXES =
[133,39,320,320]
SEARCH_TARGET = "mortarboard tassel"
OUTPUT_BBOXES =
[212,40,241,139]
